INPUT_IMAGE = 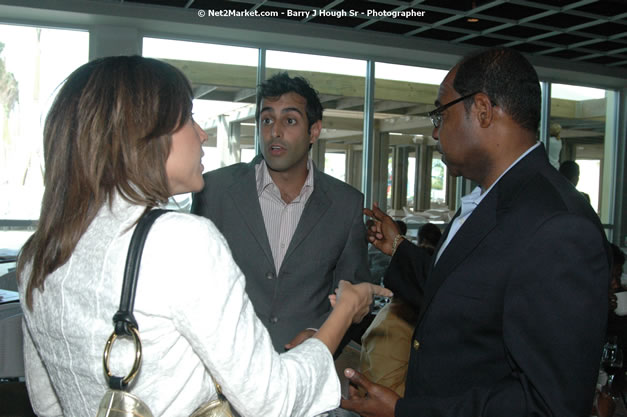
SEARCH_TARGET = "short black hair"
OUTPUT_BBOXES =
[559,160,580,181]
[418,223,442,248]
[453,47,541,133]
[256,72,323,132]
[395,220,408,236]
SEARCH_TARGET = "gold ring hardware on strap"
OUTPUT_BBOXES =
[103,326,143,386]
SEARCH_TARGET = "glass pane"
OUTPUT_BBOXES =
[241,147,256,163]
[407,152,416,208]
[0,25,88,253]
[374,62,448,215]
[266,50,366,190]
[324,151,346,182]
[387,151,393,208]
[143,38,259,211]
[576,159,600,211]
[431,155,448,207]
[550,83,608,215]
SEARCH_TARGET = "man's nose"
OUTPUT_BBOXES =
[432,125,439,141]
[197,123,208,144]
[272,123,282,138]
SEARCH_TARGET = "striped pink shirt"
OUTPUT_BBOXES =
[256,159,315,273]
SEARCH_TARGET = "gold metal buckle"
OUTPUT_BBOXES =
[103,326,142,386]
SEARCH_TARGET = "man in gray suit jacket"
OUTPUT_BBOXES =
[191,73,371,352]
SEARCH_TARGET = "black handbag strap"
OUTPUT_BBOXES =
[112,209,171,336]
[105,208,170,390]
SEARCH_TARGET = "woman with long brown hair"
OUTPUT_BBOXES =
[17,56,389,417]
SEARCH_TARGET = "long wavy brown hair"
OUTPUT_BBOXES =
[17,56,193,309]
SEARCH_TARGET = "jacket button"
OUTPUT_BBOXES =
[265,272,275,280]
[413,340,420,350]
[270,316,279,324]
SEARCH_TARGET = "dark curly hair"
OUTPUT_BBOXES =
[255,72,323,132]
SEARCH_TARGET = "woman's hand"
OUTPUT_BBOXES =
[316,281,392,354]
[331,281,393,324]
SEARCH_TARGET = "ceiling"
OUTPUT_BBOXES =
[122,0,627,71]
[64,0,614,146]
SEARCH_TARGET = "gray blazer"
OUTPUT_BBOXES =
[191,155,371,351]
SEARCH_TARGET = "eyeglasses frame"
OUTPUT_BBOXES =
[428,91,482,128]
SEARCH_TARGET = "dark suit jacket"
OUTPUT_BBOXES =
[191,156,371,351]
[388,146,610,417]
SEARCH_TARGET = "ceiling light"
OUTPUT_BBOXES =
[468,0,479,22]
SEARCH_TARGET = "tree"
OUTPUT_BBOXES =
[0,42,19,117]
[0,42,19,190]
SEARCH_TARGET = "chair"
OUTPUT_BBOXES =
[0,302,36,417]
[0,270,18,292]
[0,380,36,417]
[402,214,429,225]
[0,302,24,379]
[424,208,453,222]
[386,208,406,220]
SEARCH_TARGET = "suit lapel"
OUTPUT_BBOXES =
[227,156,276,271]
[431,208,460,261]
[282,165,331,266]
[416,145,548,323]
[418,187,498,322]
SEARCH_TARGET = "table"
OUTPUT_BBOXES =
[0,289,19,304]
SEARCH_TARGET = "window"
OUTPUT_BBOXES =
[143,38,259,211]
[144,37,259,172]
[549,83,609,215]
[430,155,447,207]
[266,50,366,189]
[324,151,346,182]
[374,62,447,213]
[407,151,416,208]
[0,25,88,252]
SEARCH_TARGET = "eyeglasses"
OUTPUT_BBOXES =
[428,91,481,128]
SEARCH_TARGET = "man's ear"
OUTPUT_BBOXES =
[474,93,494,128]
[309,120,322,144]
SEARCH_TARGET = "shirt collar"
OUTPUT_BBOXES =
[459,186,483,218]
[464,142,541,209]
[256,158,315,198]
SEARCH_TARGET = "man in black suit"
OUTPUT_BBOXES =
[341,47,611,417]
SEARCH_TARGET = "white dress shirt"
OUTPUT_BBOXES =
[256,158,314,273]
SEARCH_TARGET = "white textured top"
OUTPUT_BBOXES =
[19,195,340,417]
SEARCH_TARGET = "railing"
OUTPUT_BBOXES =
[0,220,38,230]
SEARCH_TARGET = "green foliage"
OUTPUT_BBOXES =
[0,42,19,114]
